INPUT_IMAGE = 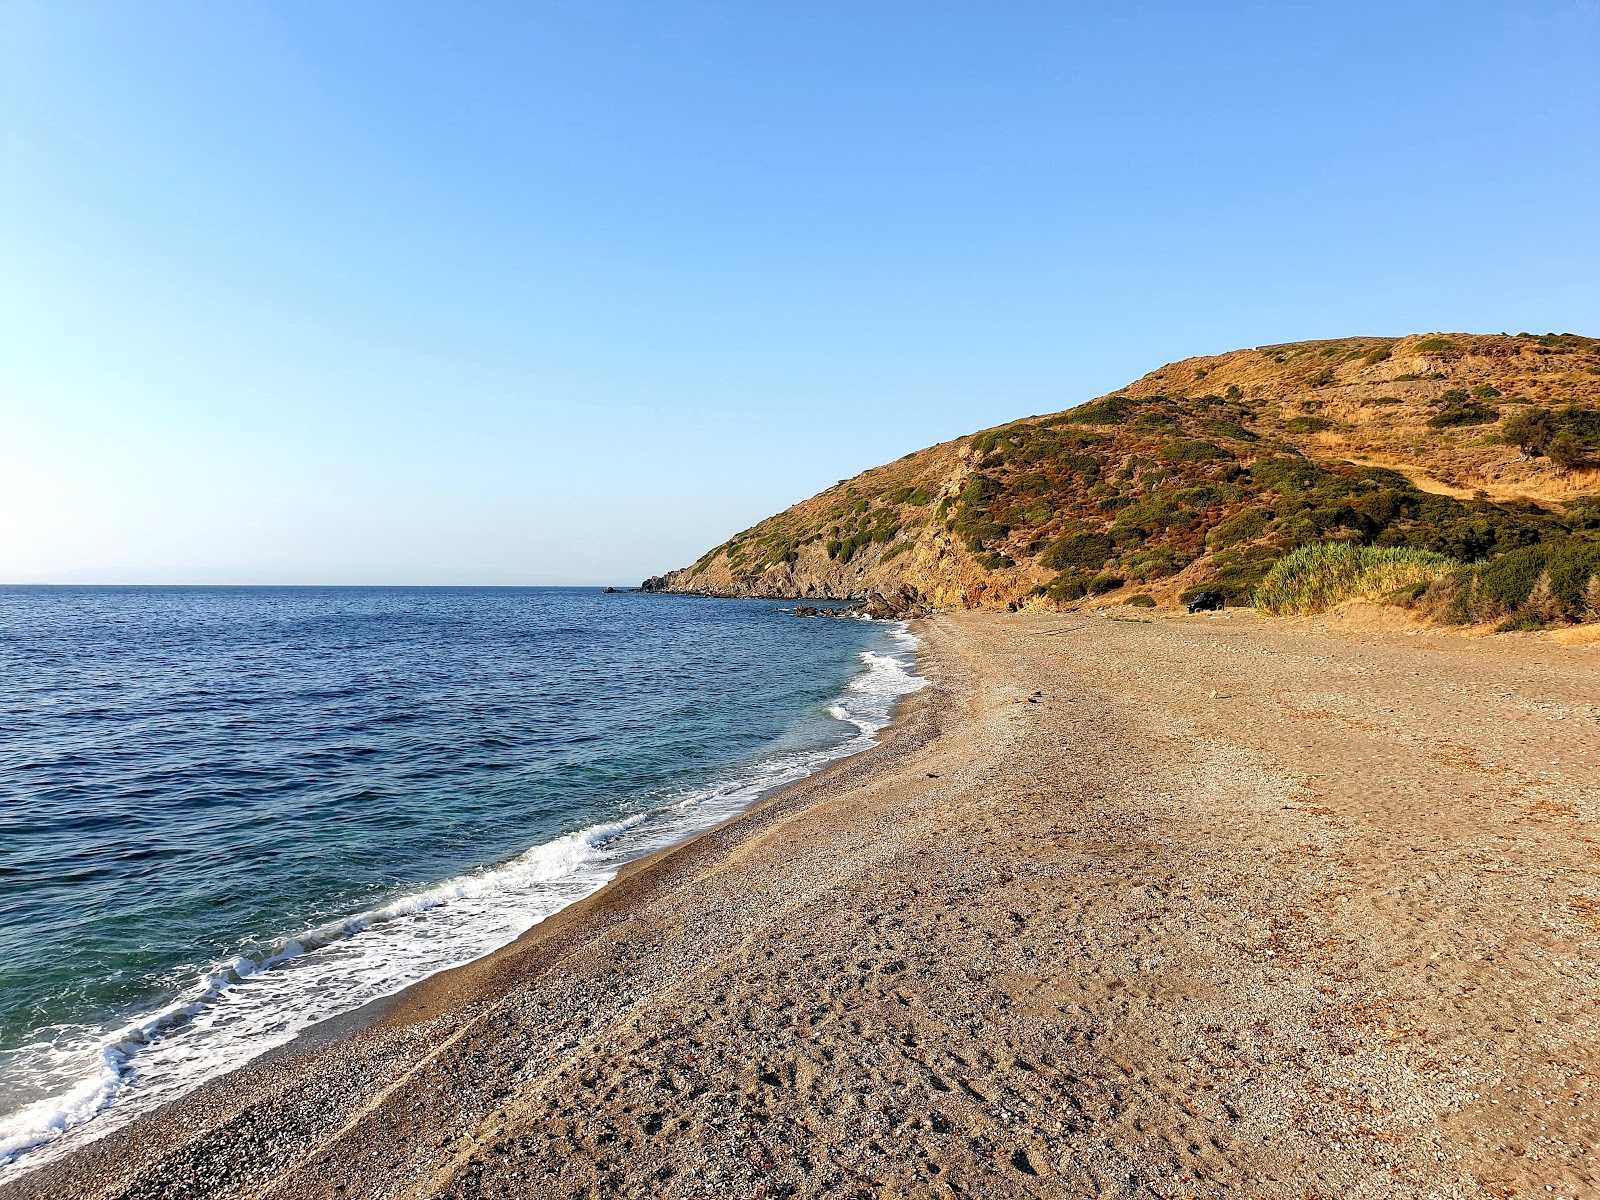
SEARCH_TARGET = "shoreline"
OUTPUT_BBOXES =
[12,609,1600,1198]
[1,621,941,1199]
[238,619,939,1083]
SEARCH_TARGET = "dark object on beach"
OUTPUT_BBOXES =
[1186,591,1226,613]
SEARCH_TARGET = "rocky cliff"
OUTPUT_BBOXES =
[643,333,1600,615]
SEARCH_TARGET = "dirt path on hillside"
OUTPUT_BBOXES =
[13,611,1599,1200]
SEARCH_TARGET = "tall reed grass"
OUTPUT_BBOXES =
[1253,543,1458,616]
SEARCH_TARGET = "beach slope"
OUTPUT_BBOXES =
[13,611,1600,1199]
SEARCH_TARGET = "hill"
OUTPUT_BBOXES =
[643,333,1600,627]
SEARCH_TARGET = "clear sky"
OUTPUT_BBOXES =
[3,2,1596,585]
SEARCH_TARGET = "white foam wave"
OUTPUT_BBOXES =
[0,624,925,1182]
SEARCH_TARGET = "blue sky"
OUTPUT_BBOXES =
[2,2,1596,584]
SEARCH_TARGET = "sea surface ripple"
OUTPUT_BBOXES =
[0,586,922,1180]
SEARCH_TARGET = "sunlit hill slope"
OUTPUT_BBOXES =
[644,333,1600,627]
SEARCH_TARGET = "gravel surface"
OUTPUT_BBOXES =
[11,610,1598,1200]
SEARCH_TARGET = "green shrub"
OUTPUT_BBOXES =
[1201,419,1258,442]
[958,475,1000,507]
[1472,541,1600,617]
[1548,428,1588,471]
[1362,395,1402,407]
[1122,548,1183,581]
[1558,404,1600,445]
[1113,493,1193,533]
[1516,332,1600,350]
[1475,545,1546,609]
[882,484,934,506]
[1207,543,1286,600]
[1088,574,1125,595]
[1065,395,1136,425]
[1543,541,1600,610]
[1248,456,1324,495]
[1429,400,1499,428]
[1045,572,1090,602]
[1040,531,1114,571]
[1207,509,1269,549]
[1496,612,1549,632]
[1253,543,1458,616]
[970,429,1006,456]
[1503,407,1552,453]
[1157,439,1228,463]
[1127,593,1157,607]
[1363,344,1395,365]
[1285,416,1335,434]
[1565,497,1600,531]
[1417,337,1455,352]
[1308,367,1337,387]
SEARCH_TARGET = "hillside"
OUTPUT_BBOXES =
[643,332,1600,624]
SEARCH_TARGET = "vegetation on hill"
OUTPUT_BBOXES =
[1253,544,1457,616]
[644,332,1600,630]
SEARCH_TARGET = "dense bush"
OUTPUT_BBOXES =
[1120,548,1176,580]
[882,484,935,506]
[1040,531,1114,571]
[1284,416,1335,434]
[1516,332,1600,350]
[1064,395,1138,425]
[1424,539,1600,626]
[1043,572,1091,602]
[1200,419,1258,441]
[1135,412,1178,430]
[1207,543,1287,601]
[1157,439,1229,463]
[1548,429,1588,471]
[1253,543,1457,616]
[1485,541,1600,613]
[1429,399,1500,428]
[1503,405,1600,460]
[1206,509,1269,549]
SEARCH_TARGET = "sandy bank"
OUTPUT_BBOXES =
[12,610,1600,1199]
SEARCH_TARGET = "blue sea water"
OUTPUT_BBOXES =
[0,586,922,1179]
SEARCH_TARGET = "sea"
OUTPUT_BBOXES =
[0,586,923,1182]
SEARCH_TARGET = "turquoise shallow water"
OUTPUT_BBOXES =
[0,586,922,1178]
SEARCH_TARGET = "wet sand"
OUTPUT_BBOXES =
[11,609,1600,1199]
